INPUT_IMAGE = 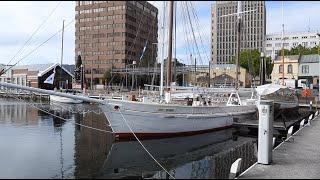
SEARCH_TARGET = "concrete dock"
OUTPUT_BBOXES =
[238,114,320,179]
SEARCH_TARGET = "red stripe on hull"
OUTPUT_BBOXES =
[114,125,233,141]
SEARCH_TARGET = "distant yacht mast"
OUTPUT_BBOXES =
[281,1,285,85]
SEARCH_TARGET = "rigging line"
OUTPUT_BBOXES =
[125,1,150,65]
[118,110,175,179]
[6,1,62,66]
[181,2,196,65]
[151,2,166,85]
[180,4,191,60]
[136,2,160,69]
[185,2,204,66]
[182,1,197,65]
[183,7,196,67]
[178,3,190,66]
[188,1,211,63]
[182,2,199,65]
[1,19,75,75]
[186,2,203,65]
[9,94,113,133]
[189,1,211,59]
[21,22,73,68]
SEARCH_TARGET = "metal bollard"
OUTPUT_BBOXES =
[258,100,274,165]
[229,158,242,179]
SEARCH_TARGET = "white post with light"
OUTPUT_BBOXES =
[258,100,274,165]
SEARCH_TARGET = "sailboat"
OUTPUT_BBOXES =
[98,1,260,140]
[49,20,83,104]
[0,1,258,140]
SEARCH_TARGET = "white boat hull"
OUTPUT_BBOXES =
[50,95,83,104]
[100,99,256,140]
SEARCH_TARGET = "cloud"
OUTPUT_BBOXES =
[150,1,212,65]
[266,1,320,34]
[0,1,75,65]
[0,1,319,67]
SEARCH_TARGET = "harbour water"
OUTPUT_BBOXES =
[0,98,257,179]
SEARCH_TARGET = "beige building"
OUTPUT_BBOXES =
[186,64,250,88]
[75,1,158,85]
[211,1,266,64]
[271,55,300,84]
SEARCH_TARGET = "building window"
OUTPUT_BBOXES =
[287,64,292,74]
[302,65,309,74]
[279,65,283,73]
[275,43,282,47]
[310,41,317,46]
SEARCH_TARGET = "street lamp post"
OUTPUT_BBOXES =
[208,61,211,88]
[260,52,265,85]
[80,64,84,91]
[131,61,136,91]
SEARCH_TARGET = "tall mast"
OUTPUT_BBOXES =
[60,20,65,89]
[221,1,257,89]
[281,1,285,85]
[166,1,174,91]
[235,1,242,90]
[160,1,166,98]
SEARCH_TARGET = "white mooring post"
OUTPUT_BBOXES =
[258,100,274,165]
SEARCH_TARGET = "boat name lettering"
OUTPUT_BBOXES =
[158,108,174,112]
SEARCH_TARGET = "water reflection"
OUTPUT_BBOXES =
[0,98,255,179]
[99,129,233,178]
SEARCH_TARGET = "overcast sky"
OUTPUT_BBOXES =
[0,1,319,66]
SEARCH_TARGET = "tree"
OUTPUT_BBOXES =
[103,66,123,85]
[230,49,274,79]
[265,56,274,79]
[277,44,319,56]
[103,69,112,84]
[76,55,82,68]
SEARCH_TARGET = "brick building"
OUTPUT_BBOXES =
[75,1,158,85]
[0,63,74,90]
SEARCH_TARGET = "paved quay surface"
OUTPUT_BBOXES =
[238,114,320,179]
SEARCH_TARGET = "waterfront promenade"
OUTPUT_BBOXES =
[238,113,320,179]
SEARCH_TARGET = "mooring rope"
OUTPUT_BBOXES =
[9,95,113,134]
[118,109,175,179]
